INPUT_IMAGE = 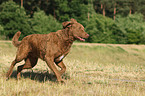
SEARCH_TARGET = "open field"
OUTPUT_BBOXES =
[0,41,145,96]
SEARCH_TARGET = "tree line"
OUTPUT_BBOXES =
[0,0,145,44]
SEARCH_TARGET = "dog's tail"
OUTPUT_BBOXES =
[12,31,21,47]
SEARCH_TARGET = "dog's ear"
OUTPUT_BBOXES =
[62,18,77,29]
[62,21,72,29]
[71,18,77,23]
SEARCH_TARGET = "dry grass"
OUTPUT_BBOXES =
[0,41,145,96]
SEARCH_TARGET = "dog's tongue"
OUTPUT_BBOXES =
[77,37,85,41]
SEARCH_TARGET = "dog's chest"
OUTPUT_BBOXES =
[55,55,65,62]
[58,55,64,61]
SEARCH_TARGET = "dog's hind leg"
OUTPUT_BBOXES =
[6,58,25,80]
[6,45,30,79]
[6,59,17,80]
[17,55,38,79]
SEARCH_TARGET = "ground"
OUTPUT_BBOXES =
[0,41,145,96]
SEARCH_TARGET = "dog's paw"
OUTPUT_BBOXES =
[57,79,65,84]
[6,77,9,81]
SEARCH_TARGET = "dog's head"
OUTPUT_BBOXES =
[62,18,89,41]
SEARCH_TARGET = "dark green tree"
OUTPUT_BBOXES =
[93,0,145,19]
[30,10,62,34]
[0,1,32,39]
[86,13,126,43]
[115,13,145,44]
[69,0,88,23]
[0,25,4,34]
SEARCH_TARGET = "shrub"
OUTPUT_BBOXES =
[115,13,145,44]
[30,10,62,34]
[0,25,4,34]
[85,13,126,44]
[0,1,32,39]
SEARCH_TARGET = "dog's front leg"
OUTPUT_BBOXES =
[56,61,66,76]
[45,57,64,83]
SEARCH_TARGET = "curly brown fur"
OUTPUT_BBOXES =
[12,31,21,47]
[6,18,89,83]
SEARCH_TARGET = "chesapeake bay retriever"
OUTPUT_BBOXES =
[6,18,89,83]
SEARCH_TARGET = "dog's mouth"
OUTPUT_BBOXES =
[75,34,89,42]
[76,36,85,41]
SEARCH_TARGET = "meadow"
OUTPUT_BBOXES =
[0,41,145,96]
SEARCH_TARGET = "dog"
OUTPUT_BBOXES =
[6,18,89,83]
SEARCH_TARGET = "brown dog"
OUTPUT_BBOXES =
[6,18,89,82]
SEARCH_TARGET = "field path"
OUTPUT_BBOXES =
[74,42,145,46]
[1,40,145,49]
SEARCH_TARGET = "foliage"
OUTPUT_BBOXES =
[0,25,6,40]
[115,13,145,44]
[93,0,145,18]
[0,25,4,34]
[85,12,145,44]
[68,0,88,25]
[54,0,70,21]
[11,0,145,19]
[86,13,126,44]
[0,1,145,44]
[0,1,62,39]
[0,1,32,39]
[30,10,62,34]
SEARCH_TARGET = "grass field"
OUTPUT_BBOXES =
[0,41,145,96]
